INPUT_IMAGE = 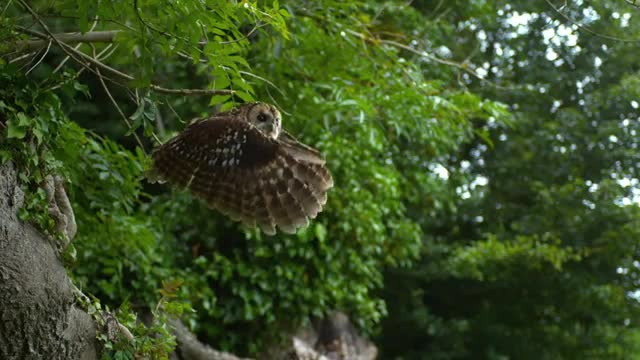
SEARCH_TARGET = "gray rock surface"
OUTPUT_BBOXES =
[0,162,98,360]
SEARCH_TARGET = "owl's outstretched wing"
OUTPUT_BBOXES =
[150,117,333,235]
[279,130,327,165]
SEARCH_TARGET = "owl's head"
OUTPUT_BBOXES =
[245,103,281,139]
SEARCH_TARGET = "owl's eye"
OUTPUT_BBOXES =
[257,113,269,122]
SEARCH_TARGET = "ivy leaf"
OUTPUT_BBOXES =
[0,150,11,164]
[32,127,45,145]
[17,112,31,126]
[7,119,26,139]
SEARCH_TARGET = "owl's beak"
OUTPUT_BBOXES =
[269,122,280,139]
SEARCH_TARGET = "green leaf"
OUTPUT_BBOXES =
[0,150,11,164]
[315,223,327,243]
[234,90,253,102]
[32,126,44,145]
[209,95,231,105]
[17,112,31,126]
[6,119,26,139]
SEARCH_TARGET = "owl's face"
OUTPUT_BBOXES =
[246,103,281,140]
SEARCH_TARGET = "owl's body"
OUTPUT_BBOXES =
[150,103,333,235]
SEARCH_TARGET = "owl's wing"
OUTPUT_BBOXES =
[279,130,326,165]
[150,117,333,235]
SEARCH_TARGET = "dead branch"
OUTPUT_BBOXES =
[17,30,121,50]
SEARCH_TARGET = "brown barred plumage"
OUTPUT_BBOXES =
[148,102,333,235]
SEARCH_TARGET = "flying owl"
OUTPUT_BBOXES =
[148,102,333,235]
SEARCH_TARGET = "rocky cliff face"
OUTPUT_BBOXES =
[0,162,97,359]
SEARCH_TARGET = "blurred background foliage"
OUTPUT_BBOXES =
[2,0,640,358]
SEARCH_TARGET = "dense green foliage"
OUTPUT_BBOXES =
[2,0,640,358]
[376,1,640,359]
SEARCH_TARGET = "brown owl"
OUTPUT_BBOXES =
[149,102,333,235]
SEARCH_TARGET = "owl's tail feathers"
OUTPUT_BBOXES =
[145,166,167,184]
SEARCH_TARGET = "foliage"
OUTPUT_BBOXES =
[0,62,77,238]
[75,279,189,360]
[375,1,640,359]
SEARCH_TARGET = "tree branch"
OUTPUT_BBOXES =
[14,2,234,97]
[170,319,250,360]
[148,85,231,96]
[345,29,514,90]
[545,0,640,43]
[625,0,640,8]
[18,30,121,50]
[24,39,51,74]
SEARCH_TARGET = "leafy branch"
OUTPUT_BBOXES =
[13,0,234,97]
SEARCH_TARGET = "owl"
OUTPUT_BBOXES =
[149,102,333,235]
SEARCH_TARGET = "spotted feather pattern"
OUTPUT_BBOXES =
[149,104,333,235]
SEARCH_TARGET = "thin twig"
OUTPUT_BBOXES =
[53,41,86,74]
[44,44,116,92]
[545,0,640,43]
[345,29,512,89]
[625,0,640,8]
[15,24,125,96]
[8,51,36,64]
[133,0,174,39]
[25,39,51,74]
[163,97,185,125]
[239,70,284,96]
[92,44,147,155]
[16,1,111,82]
[219,22,266,44]
[350,31,473,75]
[149,85,234,96]
[2,0,13,15]
[132,0,208,61]
[17,46,42,72]
[51,14,101,74]
[0,0,13,16]
[177,50,206,63]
